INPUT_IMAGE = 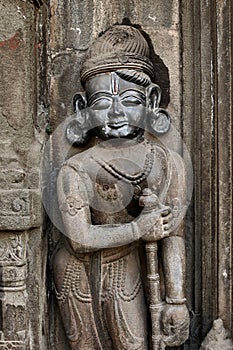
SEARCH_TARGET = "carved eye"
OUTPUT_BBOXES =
[90,98,112,110]
[121,96,143,107]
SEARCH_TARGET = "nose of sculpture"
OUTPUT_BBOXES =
[107,99,126,122]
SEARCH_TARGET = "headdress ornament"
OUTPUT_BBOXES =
[80,25,154,84]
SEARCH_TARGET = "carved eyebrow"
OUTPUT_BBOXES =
[88,89,146,106]
[88,92,112,105]
[120,89,146,99]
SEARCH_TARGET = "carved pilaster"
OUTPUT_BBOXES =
[0,232,28,349]
[214,1,233,332]
[0,0,47,348]
[181,0,233,348]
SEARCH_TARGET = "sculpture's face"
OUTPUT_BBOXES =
[86,72,147,140]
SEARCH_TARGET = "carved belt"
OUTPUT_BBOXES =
[102,241,140,263]
[65,238,140,264]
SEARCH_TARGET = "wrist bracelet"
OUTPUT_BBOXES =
[165,296,187,305]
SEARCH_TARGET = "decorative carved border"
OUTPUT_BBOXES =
[0,190,41,230]
[0,342,25,350]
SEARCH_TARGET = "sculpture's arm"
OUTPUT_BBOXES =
[160,151,190,346]
[161,150,188,300]
[57,164,162,253]
[161,232,186,301]
[160,231,190,347]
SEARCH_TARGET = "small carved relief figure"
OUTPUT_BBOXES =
[53,25,190,349]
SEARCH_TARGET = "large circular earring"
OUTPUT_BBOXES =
[65,110,90,146]
[149,108,171,135]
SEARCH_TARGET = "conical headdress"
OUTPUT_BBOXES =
[80,25,154,85]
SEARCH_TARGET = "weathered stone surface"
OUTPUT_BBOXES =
[0,3,35,133]
[200,319,233,350]
[144,28,181,128]
[0,168,26,189]
[50,52,85,127]
[141,0,179,29]
[0,1,47,349]
[50,0,94,51]
[0,3,25,41]
[0,139,41,191]
[0,0,43,231]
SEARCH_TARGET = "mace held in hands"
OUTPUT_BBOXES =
[139,188,170,350]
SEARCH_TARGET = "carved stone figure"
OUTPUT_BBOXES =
[53,25,190,349]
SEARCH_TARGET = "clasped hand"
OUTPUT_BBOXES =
[137,207,173,242]
[162,304,190,347]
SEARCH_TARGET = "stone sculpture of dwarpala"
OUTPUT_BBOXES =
[53,25,190,350]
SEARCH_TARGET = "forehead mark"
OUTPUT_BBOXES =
[111,72,119,95]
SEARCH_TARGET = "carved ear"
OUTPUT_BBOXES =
[147,84,171,135]
[147,84,161,110]
[73,93,87,112]
[66,116,89,146]
[65,93,89,146]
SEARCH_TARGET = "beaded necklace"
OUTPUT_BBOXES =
[92,143,155,185]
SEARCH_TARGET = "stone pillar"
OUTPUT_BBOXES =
[181,0,233,348]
